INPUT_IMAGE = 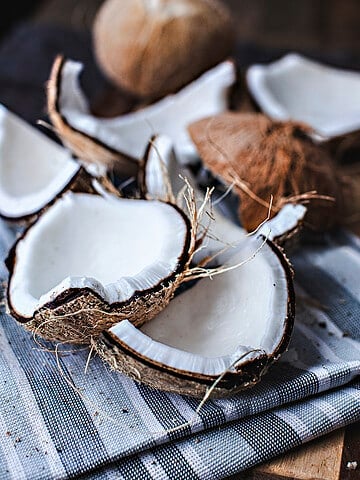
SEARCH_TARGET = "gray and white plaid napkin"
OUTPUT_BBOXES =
[0,222,359,480]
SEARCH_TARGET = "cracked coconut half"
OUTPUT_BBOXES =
[6,190,197,344]
[47,56,235,169]
[94,135,297,397]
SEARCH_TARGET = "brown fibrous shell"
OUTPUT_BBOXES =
[189,112,343,232]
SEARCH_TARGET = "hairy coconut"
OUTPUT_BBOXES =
[189,112,343,232]
[92,0,235,99]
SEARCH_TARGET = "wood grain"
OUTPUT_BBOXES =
[251,429,345,480]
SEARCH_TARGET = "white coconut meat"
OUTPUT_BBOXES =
[108,234,293,376]
[247,53,360,139]
[8,192,190,320]
[50,57,236,165]
[0,105,80,219]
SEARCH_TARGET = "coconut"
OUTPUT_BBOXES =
[47,56,235,168]
[92,0,235,99]
[246,53,360,141]
[140,133,307,253]
[188,112,343,232]
[95,234,295,397]
[6,191,197,344]
[0,105,87,222]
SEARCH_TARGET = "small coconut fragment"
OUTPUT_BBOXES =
[6,191,194,344]
[189,112,342,232]
[0,105,85,222]
[93,0,235,99]
[47,56,235,167]
[247,53,360,140]
[95,234,295,397]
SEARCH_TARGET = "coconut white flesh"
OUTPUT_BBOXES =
[58,59,235,163]
[247,53,360,139]
[110,235,289,376]
[9,192,188,318]
[143,135,185,201]
[257,204,306,240]
[0,105,80,218]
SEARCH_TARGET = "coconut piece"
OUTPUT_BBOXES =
[0,105,85,221]
[140,134,306,255]
[93,0,235,99]
[189,112,342,232]
[47,56,235,168]
[95,234,294,397]
[6,191,194,344]
[246,53,360,140]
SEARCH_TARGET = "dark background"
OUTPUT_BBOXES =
[0,0,359,124]
[4,0,359,56]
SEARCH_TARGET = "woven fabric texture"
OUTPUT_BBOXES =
[0,221,359,479]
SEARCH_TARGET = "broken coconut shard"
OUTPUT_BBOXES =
[247,53,360,140]
[47,55,236,170]
[0,105,87,222]
[94,135,296,398]
[6,191,195,344]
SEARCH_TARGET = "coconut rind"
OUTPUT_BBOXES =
[95,332,269,398]
[12,279,182,345]
[94,239,295,397]
[47,55,138,176]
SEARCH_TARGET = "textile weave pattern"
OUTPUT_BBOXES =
[0,223,359,480]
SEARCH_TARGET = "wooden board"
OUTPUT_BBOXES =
[232,421,360,480]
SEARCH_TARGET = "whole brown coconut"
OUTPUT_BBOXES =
[93,0,235,99]
[189,113,344,232]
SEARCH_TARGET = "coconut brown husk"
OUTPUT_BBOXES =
[9,279,185,345]
[189,112,343,232]
[92,0,235,99]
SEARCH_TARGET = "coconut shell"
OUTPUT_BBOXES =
[94,238,296,398]
[6,194,196,345]
[47,56,138,176]
[8,280,183,345]
[189,112,342,232]
[93,0,235,99]
[95,332,270,398]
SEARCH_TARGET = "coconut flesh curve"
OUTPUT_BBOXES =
[0,105,81,221]
[7,191,192,344]
[95,135,296,397]
[47,56,236,168]
[246,53,360,140]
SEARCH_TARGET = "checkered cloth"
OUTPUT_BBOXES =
[0,221,359,479]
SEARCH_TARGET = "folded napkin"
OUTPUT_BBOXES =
[0,220,359,480]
